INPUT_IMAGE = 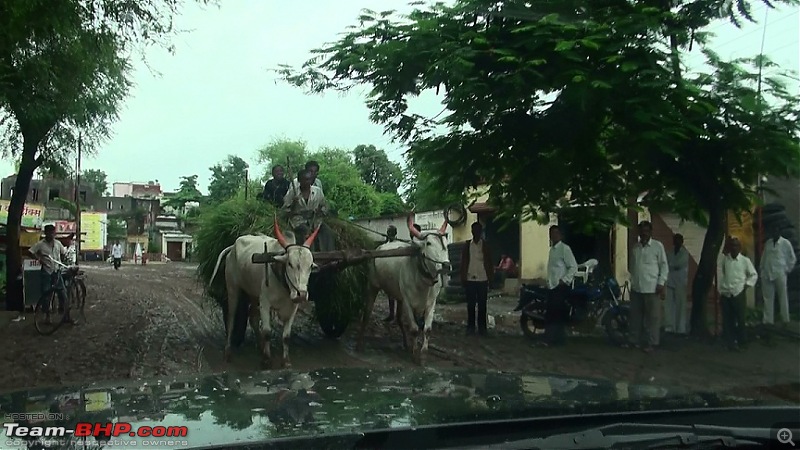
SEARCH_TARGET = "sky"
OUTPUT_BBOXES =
[0,1,797,194]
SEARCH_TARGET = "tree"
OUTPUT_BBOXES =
[82,169,108,196]
[165,175,204,214]
[255,138,309,180]
[0,0,204,311]
[255,138,383,218]
[208,155,249,204]
[277,0,800,336]
[403,155,462,211]
[377,192,406,216]
[107,218,127,242]
[352,144,402,194]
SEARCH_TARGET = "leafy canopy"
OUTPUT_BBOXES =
[256,138,407,218]
[165,175,204,211]
[277,0,799,229]
[82,169,109,196]
[208,155,249,204]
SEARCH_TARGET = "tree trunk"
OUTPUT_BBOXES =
[4,142,42,312]
[689,205,726,337]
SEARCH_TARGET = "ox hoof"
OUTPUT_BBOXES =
[283,360,292,369]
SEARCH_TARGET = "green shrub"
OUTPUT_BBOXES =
[194,196,376,333]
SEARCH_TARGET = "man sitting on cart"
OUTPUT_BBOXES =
[29,224,74,325]
[282,168,335,252]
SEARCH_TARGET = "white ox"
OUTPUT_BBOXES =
[356,215,450,364]
[210,219,320,368]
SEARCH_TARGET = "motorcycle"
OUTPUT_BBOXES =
[514,274,630,346]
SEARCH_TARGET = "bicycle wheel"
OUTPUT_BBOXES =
[34,290,66,335]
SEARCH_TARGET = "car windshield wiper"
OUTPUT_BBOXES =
[453,423,779,449]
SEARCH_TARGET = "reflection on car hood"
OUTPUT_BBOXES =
[0,367,775,448]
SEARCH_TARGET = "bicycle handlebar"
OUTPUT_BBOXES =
[46,255,73,270]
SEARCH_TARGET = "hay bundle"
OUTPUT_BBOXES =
[195,197,377,344]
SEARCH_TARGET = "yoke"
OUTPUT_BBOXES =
[251,246,421,272]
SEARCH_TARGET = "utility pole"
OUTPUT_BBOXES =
[75,133,82,260]
[244,167,249,200]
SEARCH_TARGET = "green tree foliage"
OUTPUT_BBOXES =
[165,175,204,213]
[107,218,127,242]
[403,155,463,211]
[255,138,387,219]
[255,138,309,179]
[0,0,206,310]
[82,169,108,196]
[352,144,402,193]
[208,155,249,204]
[277,0,800,336]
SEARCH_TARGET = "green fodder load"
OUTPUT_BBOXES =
[195,197,377,344]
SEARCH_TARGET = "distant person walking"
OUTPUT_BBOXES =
[759,226,797,325]
[111,241,123,270]
[543,225,578,346]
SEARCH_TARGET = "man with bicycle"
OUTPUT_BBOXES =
[29,224,74,325]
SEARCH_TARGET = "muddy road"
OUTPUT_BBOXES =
[0,262,797,403]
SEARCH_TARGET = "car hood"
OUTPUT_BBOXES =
[0,367,778,448]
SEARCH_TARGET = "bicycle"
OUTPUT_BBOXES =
[33,257,85,335]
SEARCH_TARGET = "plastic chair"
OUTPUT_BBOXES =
[573,258,599,287]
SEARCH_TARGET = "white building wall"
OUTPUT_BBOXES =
[112,183,133,198]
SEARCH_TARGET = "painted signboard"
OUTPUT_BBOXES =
[0,200,45,229]
[80,212,107,251]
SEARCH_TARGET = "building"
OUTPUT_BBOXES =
[354,210,453,244]
[0,175,99,221]
[112,181,163,200]
[154,215,194,261]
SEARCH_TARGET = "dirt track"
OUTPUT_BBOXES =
[0,262,797,403]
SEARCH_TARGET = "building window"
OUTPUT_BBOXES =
[119,204,124,210]
[79,191,87,202]
[48,189,60,201]
[31,189,39,202]
[107,201,112,210]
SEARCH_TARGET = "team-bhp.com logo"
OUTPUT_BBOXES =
[4,422,189,447]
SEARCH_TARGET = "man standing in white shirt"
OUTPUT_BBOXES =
[543,225,578,346]
[459,222,495,336]
[717,237,758,351]
[111,241,123,270]
[665,233,689,335]
[759,226,797,325]
[627,221,669,353]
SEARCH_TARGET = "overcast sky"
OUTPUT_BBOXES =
[1,1,797,194]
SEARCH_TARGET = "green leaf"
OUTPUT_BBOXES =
[590,80,612,89]
[579,39,600,50]
[555,40,576,51]
[621,62,638,72]
[572,75,586,83]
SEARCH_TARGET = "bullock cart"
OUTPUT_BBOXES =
[250,245,421,338]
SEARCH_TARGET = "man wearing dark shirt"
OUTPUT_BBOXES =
[261,165,290,207]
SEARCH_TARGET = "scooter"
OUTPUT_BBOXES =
[514,266,630,346]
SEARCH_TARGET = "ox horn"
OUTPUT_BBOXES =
[438,219,448,235]
[273,215,289,249]
[304,223,322,248]
[408,213,422,239]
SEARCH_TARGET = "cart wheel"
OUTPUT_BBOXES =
[317,315,349,339]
